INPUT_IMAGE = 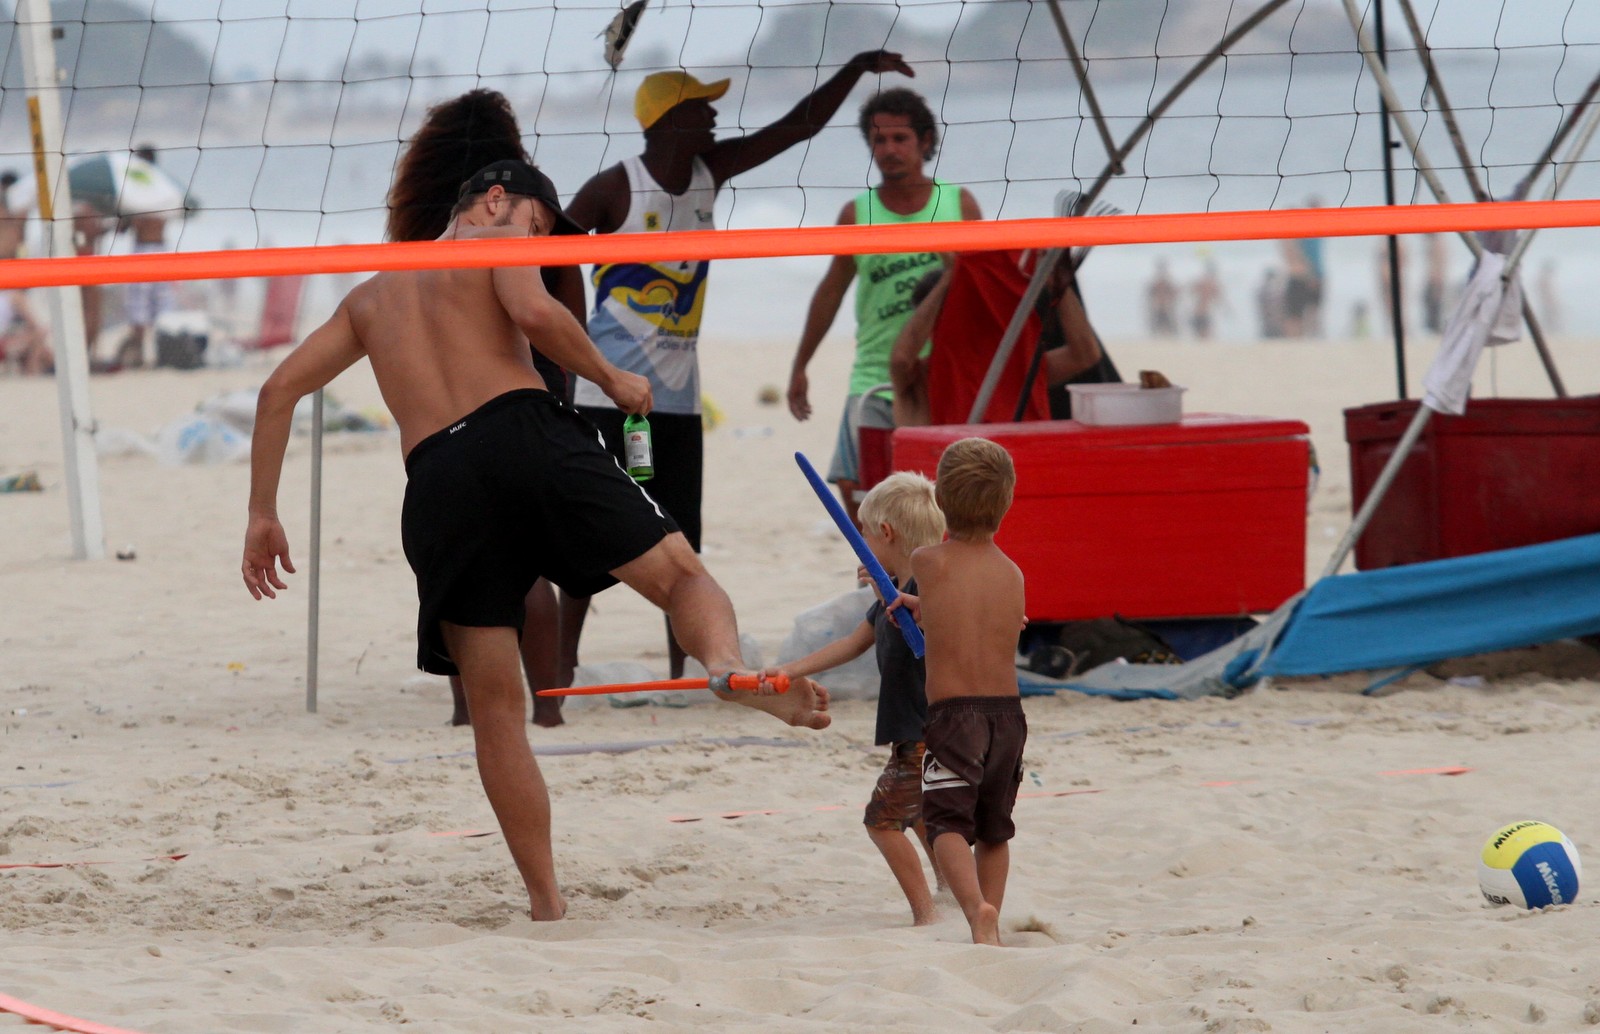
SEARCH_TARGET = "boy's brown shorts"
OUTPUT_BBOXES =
[863,741,926,832]
[920,696,1027,846]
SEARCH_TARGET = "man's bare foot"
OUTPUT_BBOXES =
[970,903,1001,946]
[715,672,830,729]
[448,710,471,727]
[531,696,565,728]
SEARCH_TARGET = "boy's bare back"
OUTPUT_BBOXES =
[912,536,1024,703]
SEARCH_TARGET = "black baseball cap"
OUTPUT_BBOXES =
[458,159,585,236]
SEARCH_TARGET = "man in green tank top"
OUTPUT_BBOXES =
[787,87,982,527]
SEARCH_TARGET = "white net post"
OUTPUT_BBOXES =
[16,0,104,560]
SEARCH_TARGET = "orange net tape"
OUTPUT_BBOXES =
[2,198,1596,290]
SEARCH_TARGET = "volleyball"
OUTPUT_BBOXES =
[1477,821,1581,909]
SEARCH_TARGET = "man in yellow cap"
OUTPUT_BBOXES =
[562,50,913,681]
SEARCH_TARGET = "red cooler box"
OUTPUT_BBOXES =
[1345,397,1600,570]
[892,415,1309,621]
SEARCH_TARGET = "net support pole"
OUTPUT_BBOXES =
[967,0,1293,423]
[306,389,323,714]
[1372,0,1408,398]
[16,0,104,561]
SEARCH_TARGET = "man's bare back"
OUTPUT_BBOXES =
[344,238,557,456]
[912,536,1025,703]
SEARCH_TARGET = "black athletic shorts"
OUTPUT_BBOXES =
[920,696,1028,846]
[575,406,703,552]
[401,389,679,675]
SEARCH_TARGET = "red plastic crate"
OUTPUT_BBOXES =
[1345,396,1600,570]
[892,415,1310,621]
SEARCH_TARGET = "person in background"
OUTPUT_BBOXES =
[112,146,175,369]
[562,50,916,681]
[788,86,982,528]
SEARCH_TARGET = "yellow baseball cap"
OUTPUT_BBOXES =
[635,70,731,130]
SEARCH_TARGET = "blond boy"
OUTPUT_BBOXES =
[907,437,1027,946]
[769,472,947,924]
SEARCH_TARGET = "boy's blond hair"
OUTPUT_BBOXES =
[935,437,1015,536]
[857,471,945,550]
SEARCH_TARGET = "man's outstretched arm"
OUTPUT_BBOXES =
[243,305,364,599]
[705,50,914,185]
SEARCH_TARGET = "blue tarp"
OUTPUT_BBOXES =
[1059,532,1600,701]
[1264,531,1600,676]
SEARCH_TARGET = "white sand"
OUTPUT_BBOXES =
[3,325,1600,1033]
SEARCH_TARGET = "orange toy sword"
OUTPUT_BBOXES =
[536,672,790,697]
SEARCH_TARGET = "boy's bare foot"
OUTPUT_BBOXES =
[970,903,1001,946]
[912,904,940,926]
[714,672,830,729]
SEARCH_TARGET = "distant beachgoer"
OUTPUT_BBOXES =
[1536,258,1562,336]
[0,171,26,261]
[0,289,51,374]
[1256,269,1285,339]
[1146,258,1179,337]
[1189,258,1228,340]
[1421,234,1447,334]
[114,146,175,369]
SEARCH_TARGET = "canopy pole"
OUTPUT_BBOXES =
[17,0,104,560]
[1044,0,1121,175]
[306,389,323,713]
[967,0,1293,423]
[1394,0,1488,202]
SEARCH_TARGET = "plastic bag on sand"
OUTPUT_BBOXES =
[154,413,251,466]
[775,586,880,700]
[95,427,161,459]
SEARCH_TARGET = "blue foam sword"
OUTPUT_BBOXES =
[794,451,925,658]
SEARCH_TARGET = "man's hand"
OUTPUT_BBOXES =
[787,368,811,421]
[605,370,653,416]
[242,514,296,600]
[847,49,914,79]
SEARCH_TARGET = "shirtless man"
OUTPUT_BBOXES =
[241,160,829,921]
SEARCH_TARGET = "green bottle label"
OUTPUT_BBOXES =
[623,414,653,481]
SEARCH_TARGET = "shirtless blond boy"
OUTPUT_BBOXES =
[905,436,1026,946]
[240,160,828,922]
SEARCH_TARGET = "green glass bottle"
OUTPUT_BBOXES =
[623,413,654,481]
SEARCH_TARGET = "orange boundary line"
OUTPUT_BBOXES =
[0,198,1595,289]
[0,992,149,1034]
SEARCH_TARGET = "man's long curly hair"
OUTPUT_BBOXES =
[386,89,530,243]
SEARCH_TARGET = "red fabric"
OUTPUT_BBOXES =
[250,275,305,350]
[926,250,1051,425]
